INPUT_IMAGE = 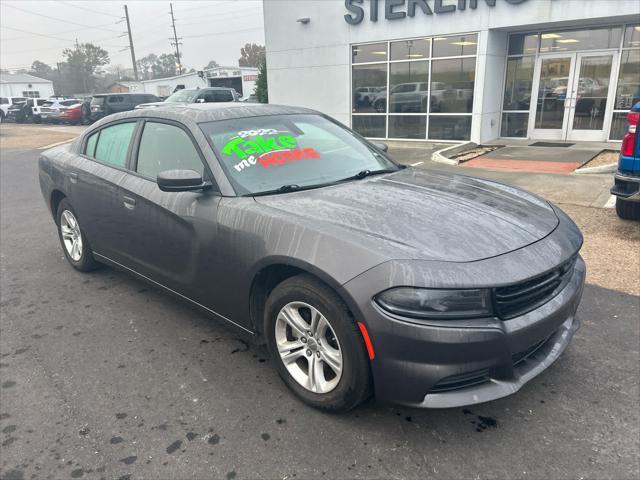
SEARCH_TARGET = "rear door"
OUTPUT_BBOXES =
[117,119,223,300]
[70,120,139,260]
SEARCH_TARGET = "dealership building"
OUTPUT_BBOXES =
[264,0,639,144]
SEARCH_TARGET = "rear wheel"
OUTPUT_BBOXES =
[56,199,100,272]
[265,274,371,412]
[615,197,640,220]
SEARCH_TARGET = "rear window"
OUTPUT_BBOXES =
[202,90,234,102]
[61,100,79,106]
[42,101,54,107]
[36,99,47,106]
[91,97,105,106]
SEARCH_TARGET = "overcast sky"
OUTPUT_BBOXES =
[0,0,265,72]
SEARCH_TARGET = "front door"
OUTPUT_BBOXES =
[530,52,618,142]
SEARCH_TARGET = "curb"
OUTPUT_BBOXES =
[431,141,475,165]
[574,163,617,174]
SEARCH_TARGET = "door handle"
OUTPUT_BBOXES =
[123,196,136,210]
[68,172,78,183]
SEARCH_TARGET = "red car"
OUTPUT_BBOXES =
[58,103,82,125]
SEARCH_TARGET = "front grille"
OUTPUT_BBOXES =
[430,369,490,393]
[494,257,576,320]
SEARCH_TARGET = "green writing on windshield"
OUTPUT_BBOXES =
[222,135,297,159]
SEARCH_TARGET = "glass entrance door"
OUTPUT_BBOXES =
[530,52,618,141]
[566,53,616,141]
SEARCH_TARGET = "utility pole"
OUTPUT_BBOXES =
[169,3,183,75]
[123,5,139,81]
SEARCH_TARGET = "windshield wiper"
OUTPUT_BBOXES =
[247,183,331,197]
[339,168,399,183]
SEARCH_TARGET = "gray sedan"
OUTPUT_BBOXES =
[38,103,585,412]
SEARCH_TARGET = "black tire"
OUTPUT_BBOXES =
[56,198,100,272]
[265,274,372,412]
[615,197,640,221]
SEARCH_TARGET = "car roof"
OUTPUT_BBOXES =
[93,102,319,125]
[93,93,153,97]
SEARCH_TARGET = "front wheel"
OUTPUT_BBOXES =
[615,197,640,220]
[56,199,100,272]
[265,274,372,412]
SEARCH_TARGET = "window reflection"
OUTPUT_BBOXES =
[390,39,430,61]
[539,27,622,53]
[429,116,472,141]
[615,49,640,110]
[431,58,476,113]
[352,116,386,138]
[503,57,534,110]
[433,34,477,57]
[389,62,429,113]
[352,64,387,113]
[389,116,426,139]
[352,43,388,63]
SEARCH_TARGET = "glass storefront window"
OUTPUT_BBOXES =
[352,43,388,63]
[431,58,476,113]
[389,62,429,113]
[508,33,539,56]
[433,34,478,57]
[391,38,430,61]
[609,112,629,140]
[503,57,534,110]
[615,49,640,110]
[572,55,613,131]
[501,113,529,137]
[429,116,471,141]
[539,27,622,53]
[623,24,640,48]
[352,116,386,138]
[389,116,426,139]
[352,64,387,113]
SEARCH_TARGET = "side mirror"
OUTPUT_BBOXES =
[372,142,388,152]
[157,169,208,192]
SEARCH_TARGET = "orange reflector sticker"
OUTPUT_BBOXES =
[358,322,375,360]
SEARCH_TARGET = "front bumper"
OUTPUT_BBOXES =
[611,173,640,201]
[341,252,585,408]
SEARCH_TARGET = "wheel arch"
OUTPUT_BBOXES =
[248,257,356,340]
[50,189,67,221]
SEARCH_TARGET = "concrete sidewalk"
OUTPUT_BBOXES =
[388,144,614,209]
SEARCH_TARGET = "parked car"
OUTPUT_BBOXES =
[240,93,259,103]
[58,102,83,125]
[0,96,28,121]
[134,87,238,110]
[90,93,160,122]
[31,98,51,123]
[6,99,32,123]
[610,101,640,220]
[39,103,585,412]
[40,98,81,123]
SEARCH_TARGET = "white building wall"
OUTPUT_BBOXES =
[0,82,54,98]
[264,0,640,143]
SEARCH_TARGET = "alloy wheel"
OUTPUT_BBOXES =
[275,301,343,394]
[60,210,83,261]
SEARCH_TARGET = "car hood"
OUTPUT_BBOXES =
[255,168,559,263]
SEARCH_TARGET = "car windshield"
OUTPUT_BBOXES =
[201,114,397,196]
[91,97,105,106]
[165,90,199,103]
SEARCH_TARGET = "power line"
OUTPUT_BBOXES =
[56,0,122,19]
[182,26,263,39]
[0,25,75,42]
[1,22,124,41]
[2,3,121,33]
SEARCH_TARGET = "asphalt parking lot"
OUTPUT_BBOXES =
[1,124,639,480]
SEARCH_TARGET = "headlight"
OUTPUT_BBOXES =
[374,288,493,320]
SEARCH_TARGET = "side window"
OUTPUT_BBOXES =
[136,122,205,179]
[108,96,124,104]
[85,131,98,157]
[0,97,8,105]
[94,122,136,168]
